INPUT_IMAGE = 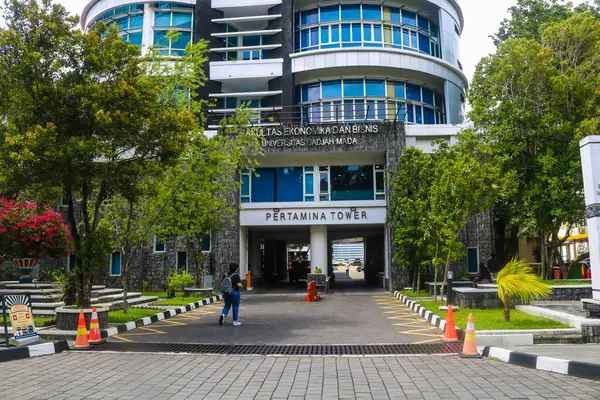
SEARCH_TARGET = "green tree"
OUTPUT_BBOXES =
[430,135,499,301]
[101,180,159,313]
[388,148,434,293]
[493,0,577,46]
[469,13,600,278]
[155,110,262,286]
[0,0,208,306]
[497,257,552,321]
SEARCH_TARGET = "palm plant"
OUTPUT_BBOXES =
[497,257,552,322]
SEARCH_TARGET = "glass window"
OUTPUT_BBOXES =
[373,25,382,42]
[241,175,250,196]
[392,26,401,46]
[417,15,429,31]
[322,80,342,99]
[435,92,444,107]
[128,32,143,46]
[252,168,275,202]
[363,24,372,41]
[331,165,374,201]
[201,233,210,252]
[423,107,435,124]
[172,12,192,28]
[422,88,434,105]
[305,173,314,195]
[351,24,361,42]
[320,171,329,194]
[376,172,385,192]
[301,9,318,24]
[341,24,351,42]
[110,252,121,276]
[389,7,401,23]
[365,80,385,97]
[130,14,143,29]
[406,84,421,102]
[320,5,339,21]
[362,4,382,20]
[155,11,171,26]
[331,25,340,42]
[177,251,187,271]
[343,79,364,97]
[415,105,423,124]
[310,27,319,46]
[155,237,166,252]
[276,167,303,202]
[153,30,169,48]
[341,4,360,20]
[402,10,417,27]
[321,26,329,44]
[418,33,430,54]
[301,29,310,49]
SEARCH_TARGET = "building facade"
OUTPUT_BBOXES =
[81,0,492,291]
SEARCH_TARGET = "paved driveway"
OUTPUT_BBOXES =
[112,294,443,345]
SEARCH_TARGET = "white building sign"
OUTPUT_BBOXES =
[240,207,386,226]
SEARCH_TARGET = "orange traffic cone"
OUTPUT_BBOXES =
[460,313,482,358]
[443,304,459,342]
[74,309,91,350]
[88,307,104,345]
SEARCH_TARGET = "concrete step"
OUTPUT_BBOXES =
[31,294,62,303]
[6,283,58,290]
[91,288,123,297]
[32,309,56,316]
[95,296,159,310]
[91,292,141,304]
[31,302,64,309]
[0,288,60,295]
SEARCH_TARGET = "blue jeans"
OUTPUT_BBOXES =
[221,291,240,322]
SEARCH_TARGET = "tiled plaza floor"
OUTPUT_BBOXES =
[2,351,599,399]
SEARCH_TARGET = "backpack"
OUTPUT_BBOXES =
[220,273,235,295]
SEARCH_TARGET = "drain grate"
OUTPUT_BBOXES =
[90,342,463,355]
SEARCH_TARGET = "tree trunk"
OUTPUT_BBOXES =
[503,301,510,322]
[439,251,451,305]
[540,232,549,280]
[416,269,421,294]
[433,244,439,302]
[412,269,418,292]
[122,254,129,314]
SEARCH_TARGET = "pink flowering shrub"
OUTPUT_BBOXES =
[0,198,73,261]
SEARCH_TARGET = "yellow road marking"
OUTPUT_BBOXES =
[159,319,187,326]
[176,315,203,320]
[392,320,428,326]
[398,327,442,338]
[112,334,135,343]
[411,338,442,344]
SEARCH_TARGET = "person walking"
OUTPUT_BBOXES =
[219,263,243,326]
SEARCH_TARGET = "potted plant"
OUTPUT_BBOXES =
[0,199,73,283]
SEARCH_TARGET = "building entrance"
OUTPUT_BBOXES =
[245,225,386,290]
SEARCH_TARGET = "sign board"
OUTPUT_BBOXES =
[242,123,398,148]
[5,294,39,345]
[240,207,387,227]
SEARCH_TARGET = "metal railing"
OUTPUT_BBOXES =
[205,102,423,128]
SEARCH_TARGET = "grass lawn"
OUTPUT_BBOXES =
[107,307,164,324]
[400,290,432,298]
[142,291,210,306]
[0,316,56,327]
[542,280,591,286]
[419,301,570,330]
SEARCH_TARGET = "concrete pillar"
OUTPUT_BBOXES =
[580,136,600,300]
[310,225,328,273]
[239,227,248,277]
[250,233,262,278]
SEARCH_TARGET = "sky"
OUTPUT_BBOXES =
[6,0,592,83]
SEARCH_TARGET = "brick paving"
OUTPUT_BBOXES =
[2,351,600,399]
